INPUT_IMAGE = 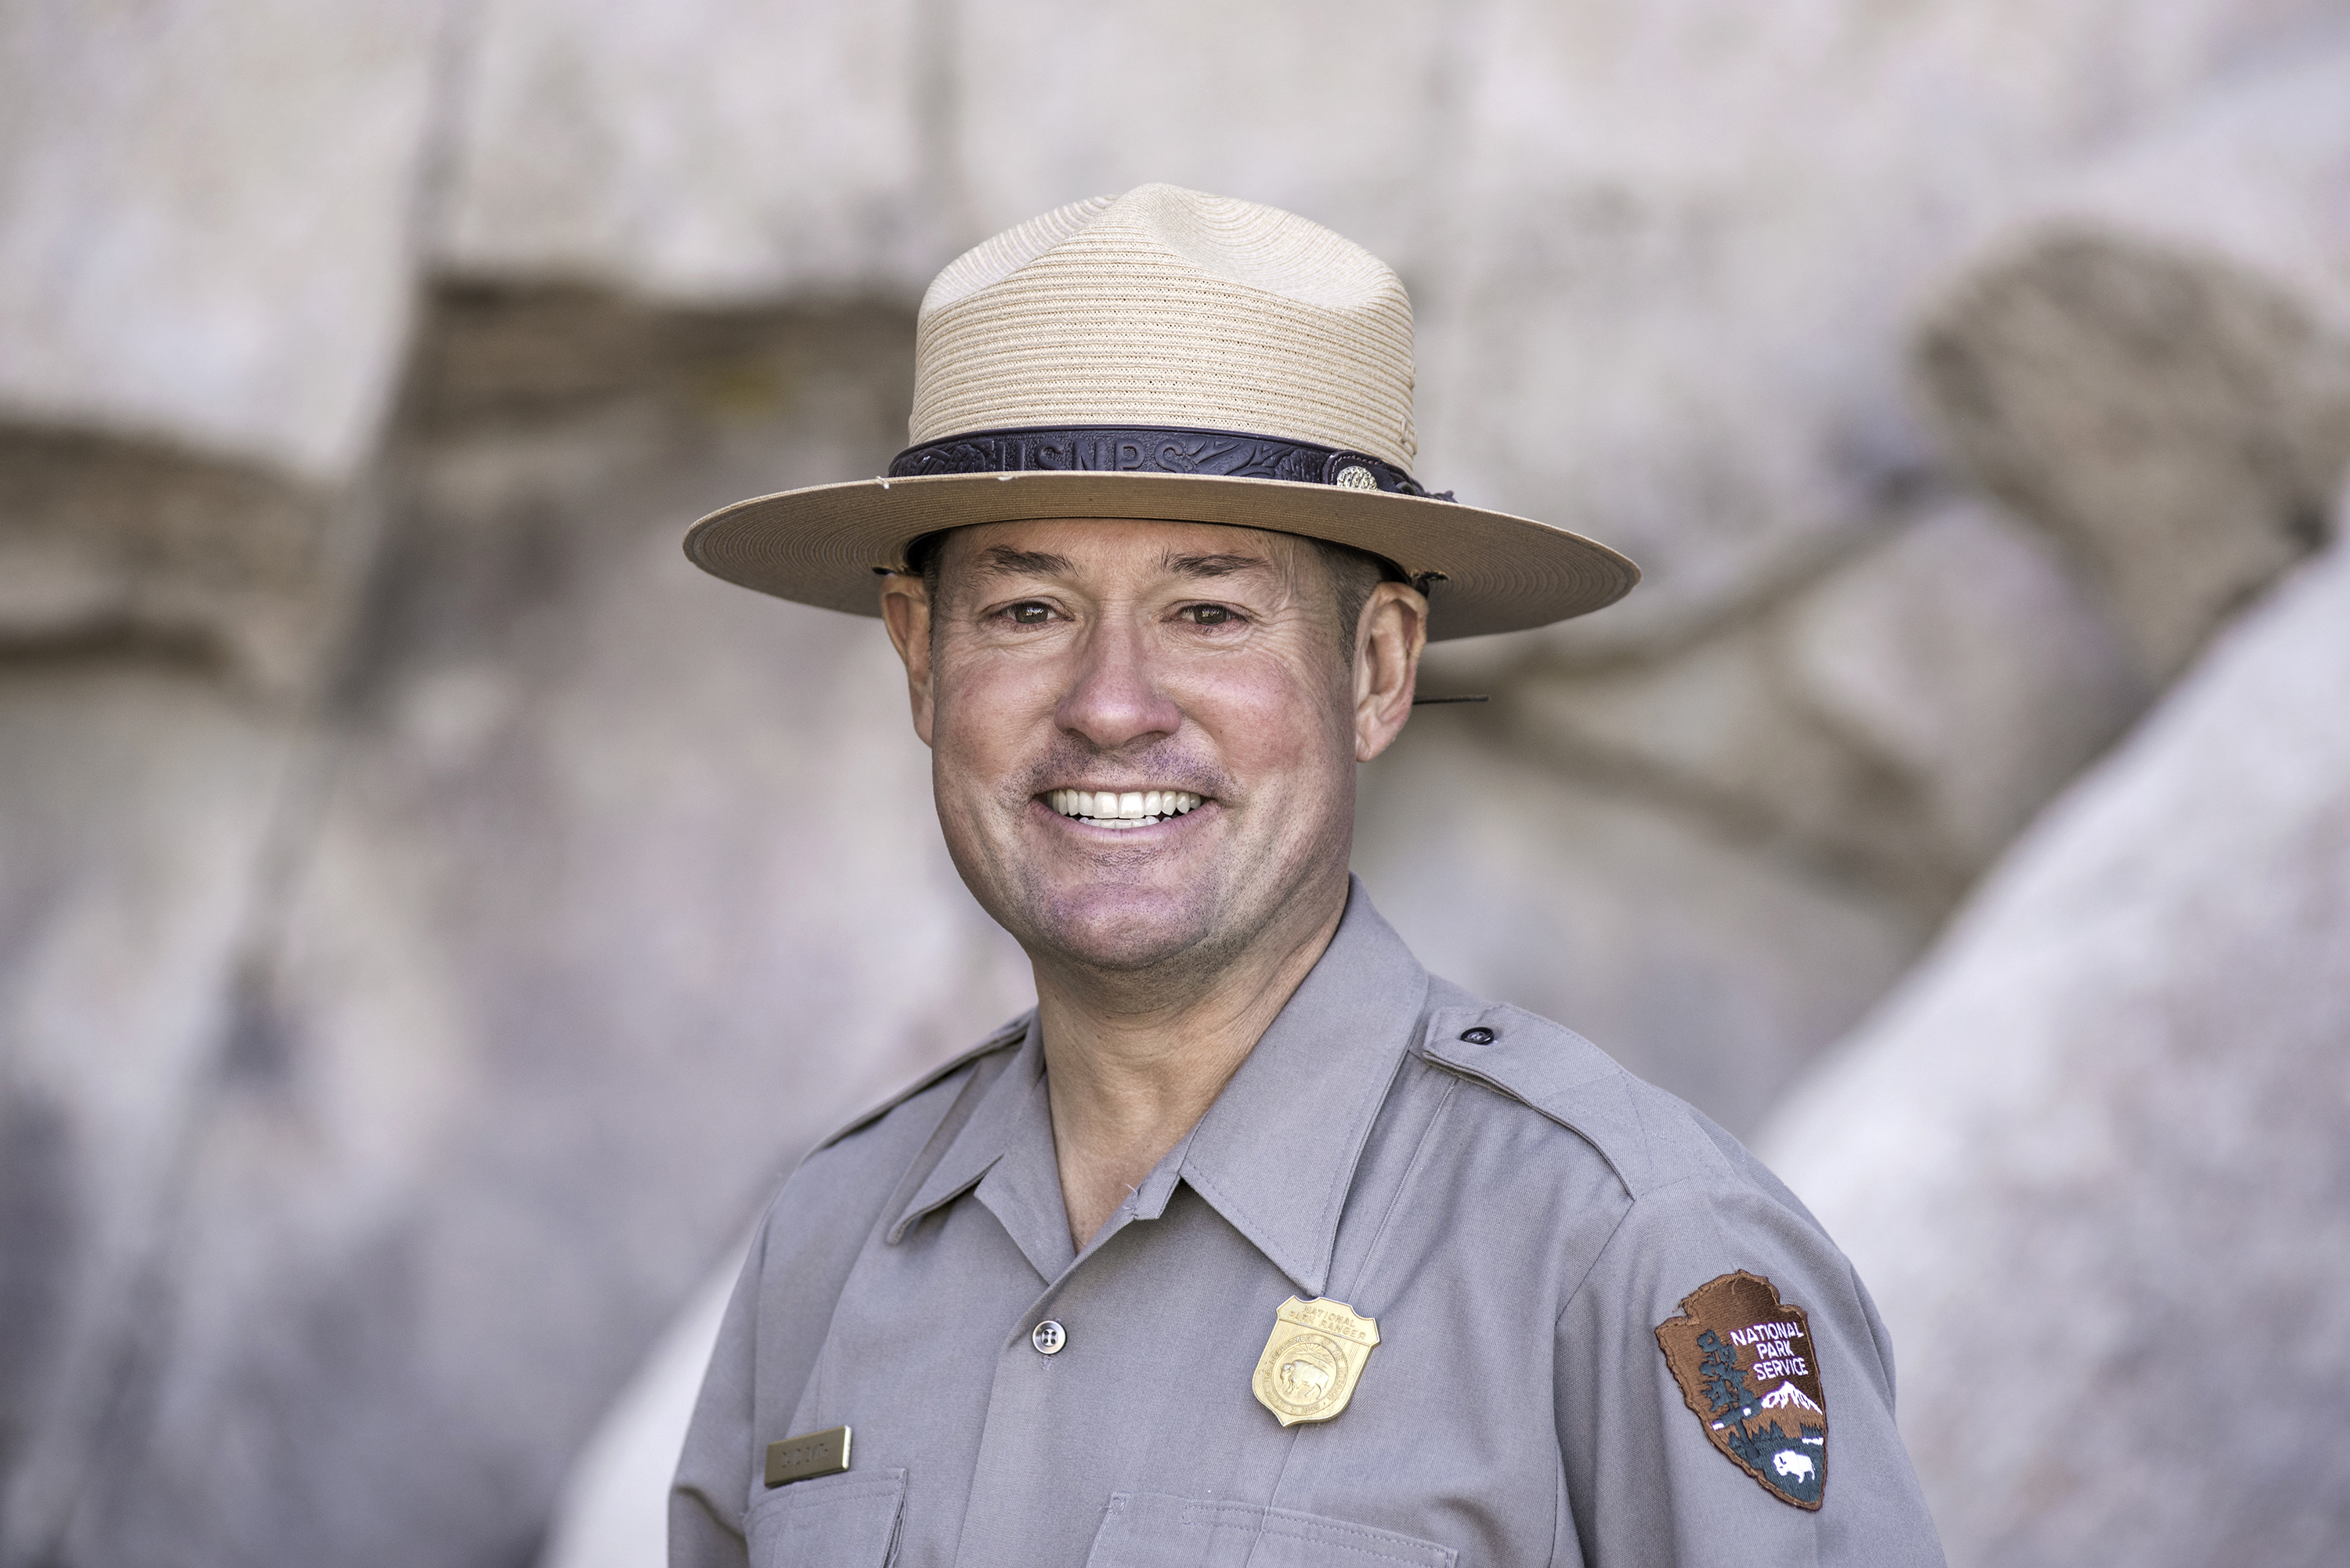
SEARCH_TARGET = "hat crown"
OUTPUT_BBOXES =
[911,184,1418,469]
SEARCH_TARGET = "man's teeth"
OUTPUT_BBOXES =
[1046,789,1206,829]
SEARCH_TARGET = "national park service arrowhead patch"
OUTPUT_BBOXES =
[1654,1271,1828,1509]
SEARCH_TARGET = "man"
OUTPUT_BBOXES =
[673,185,1943,1566]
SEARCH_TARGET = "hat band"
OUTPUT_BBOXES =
[888,425,1451,500]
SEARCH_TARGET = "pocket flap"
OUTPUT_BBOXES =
[747,1469,907,1568]
[1087,1492,1455,1568]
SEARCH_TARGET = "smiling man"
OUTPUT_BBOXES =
[672,186,1944,1568]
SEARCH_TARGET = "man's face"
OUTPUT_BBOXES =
[880,518,1422,985]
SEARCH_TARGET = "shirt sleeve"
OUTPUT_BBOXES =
[670,1229,768,1568]
[1553,1169,1946,1568]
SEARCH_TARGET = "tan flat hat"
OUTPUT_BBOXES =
[684,184,1637,639]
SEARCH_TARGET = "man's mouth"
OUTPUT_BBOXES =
[1043,788,1206,831]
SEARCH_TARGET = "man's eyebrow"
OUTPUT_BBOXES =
[971,545,1076,580]
[1162,551,1278,580]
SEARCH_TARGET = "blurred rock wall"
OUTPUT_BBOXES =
[4,4,2348,1567]
[1762,508,2350,1566]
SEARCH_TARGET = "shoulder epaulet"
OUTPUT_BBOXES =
[1415,995,1664,1199]
[812,1010,1034,1154]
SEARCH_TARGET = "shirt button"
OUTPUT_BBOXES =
[1031,1320,1067,1356]
[1459,1026,1496,1044]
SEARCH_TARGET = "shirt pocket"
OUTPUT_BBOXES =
[1086,1492,1455,1568]
[744,1468,907,1568]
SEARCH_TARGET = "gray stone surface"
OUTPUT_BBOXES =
[1445,497,2147,915]
[0,667,298,1562]
[1407,0,2350,647]
[0,0,453,481]
[0,428,344,691]
[439,0,941,301]
[1760,517,2350,1568]
[1914,49,2350,678]
[540,1243,743,1568]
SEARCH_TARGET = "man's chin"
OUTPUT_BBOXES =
[1013,883,1226,974]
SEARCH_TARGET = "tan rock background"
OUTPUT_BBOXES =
[2,4,2347,1566]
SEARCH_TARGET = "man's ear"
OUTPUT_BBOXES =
[1354,581,1427,761]
[878,573,936,747]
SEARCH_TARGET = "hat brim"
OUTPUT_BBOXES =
[683,471,1638,641]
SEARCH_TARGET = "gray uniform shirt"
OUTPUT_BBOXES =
[673,882,1944,1567]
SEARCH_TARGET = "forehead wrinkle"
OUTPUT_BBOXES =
[1160,549,1283,583]
[969,544,1076,580]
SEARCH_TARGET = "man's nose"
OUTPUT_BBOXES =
[1054,619,1182,750]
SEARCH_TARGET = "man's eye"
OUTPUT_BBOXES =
[1184,605,1235,625]
[1007,602,1053,624]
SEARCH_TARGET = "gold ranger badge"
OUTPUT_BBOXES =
[1251,1297,1380,1425]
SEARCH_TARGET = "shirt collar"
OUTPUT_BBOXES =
[1170,879,1428,1295]
[888,1018,1074,1280]
[888,877,1429,1295]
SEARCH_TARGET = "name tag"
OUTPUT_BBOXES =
[764,1425,851,1487]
